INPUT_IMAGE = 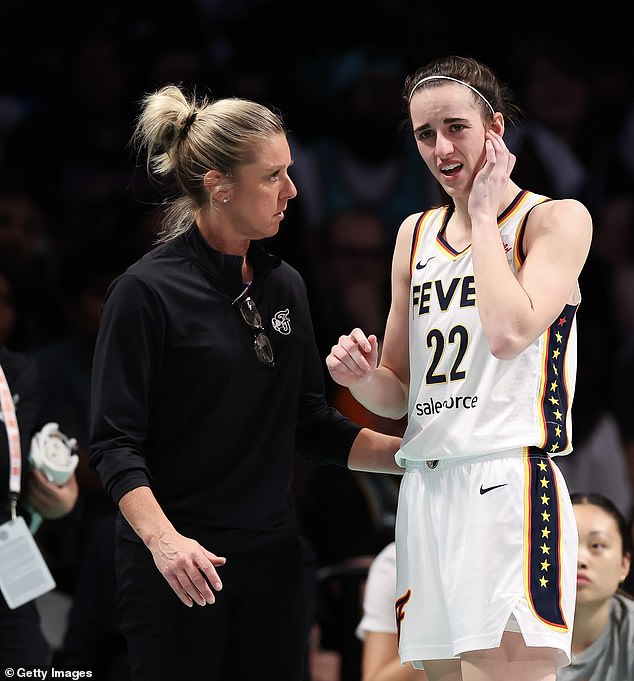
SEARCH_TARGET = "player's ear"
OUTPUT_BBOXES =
[491,112,505,136]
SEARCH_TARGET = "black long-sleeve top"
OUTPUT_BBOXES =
[89,227,360,552]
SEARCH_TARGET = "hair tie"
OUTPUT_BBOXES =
[180,111,197,137]
[408,75,494,114]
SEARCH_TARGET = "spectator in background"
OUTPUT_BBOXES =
[356,542,425,681]
[557,492,634,681]
[0,335,78,666]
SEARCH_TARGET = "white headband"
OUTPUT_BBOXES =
[408,75,494,114]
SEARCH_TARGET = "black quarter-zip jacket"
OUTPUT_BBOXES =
[89,227,360,551]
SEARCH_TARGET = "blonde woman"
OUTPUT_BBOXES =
[89,85,402,681]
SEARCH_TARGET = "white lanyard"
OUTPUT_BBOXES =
[0,363,21,520]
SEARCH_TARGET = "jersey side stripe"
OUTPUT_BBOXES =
[498,189,530,227]
[538,304,578,453]
[512,196,552,270]
[523,449,569,632]
[410,210,435,277]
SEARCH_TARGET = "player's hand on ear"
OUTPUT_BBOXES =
[469,129,516,221]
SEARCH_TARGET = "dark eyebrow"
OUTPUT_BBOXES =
[412,124,430,135]
[586,530,614,541]
[413,117,468,136]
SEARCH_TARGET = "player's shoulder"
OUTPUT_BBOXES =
[529,195,592,223]
[397,211,423,237]
[525,195,593,248]
[396,205,447,249]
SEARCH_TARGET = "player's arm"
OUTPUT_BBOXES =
[472,198,592,359]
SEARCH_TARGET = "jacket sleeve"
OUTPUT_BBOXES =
[89,273,165,505]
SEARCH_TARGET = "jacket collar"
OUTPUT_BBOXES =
[180,226,281,294]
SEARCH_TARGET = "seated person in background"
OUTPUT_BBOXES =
[558,492,634,680]
[356,542,426,681]
[0,344,78,666]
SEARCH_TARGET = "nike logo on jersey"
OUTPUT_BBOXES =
[415,256,435,270]
[479,483,508,495]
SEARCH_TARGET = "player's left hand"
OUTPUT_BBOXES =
[326,328,379,387]
[468,129,516,220]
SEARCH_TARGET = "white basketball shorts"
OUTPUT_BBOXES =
[395,448,577,670]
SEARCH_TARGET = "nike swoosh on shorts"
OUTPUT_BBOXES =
[479,483,508,495]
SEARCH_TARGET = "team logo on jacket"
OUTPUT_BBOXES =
[272,309,291,335]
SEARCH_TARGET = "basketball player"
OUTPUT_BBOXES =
[326,55,593,681]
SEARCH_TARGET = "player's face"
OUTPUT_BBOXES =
[228,133,297,241]
[574,503,630,607]
[410,84,488,200]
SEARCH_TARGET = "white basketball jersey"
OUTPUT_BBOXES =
[397,190,579,465]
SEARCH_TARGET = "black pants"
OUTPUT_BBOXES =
[0,596,50,668]
[116,530,308,681]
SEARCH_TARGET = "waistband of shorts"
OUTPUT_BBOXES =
[402,447,538,471]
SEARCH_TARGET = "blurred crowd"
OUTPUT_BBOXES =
[1,2,633,679]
